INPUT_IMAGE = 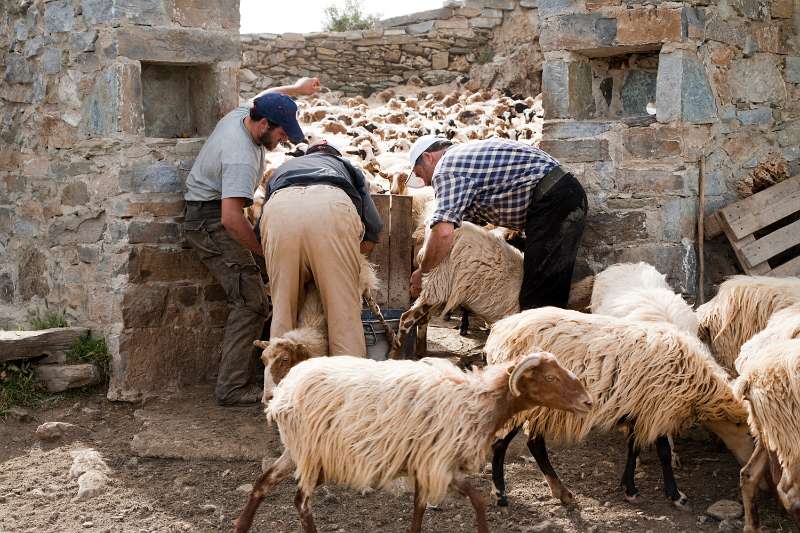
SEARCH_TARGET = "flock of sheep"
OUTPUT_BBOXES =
[237,86,800,532]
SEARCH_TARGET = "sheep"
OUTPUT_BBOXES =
[388,221,524,359]
[696,275,800,374]
[734,336,800,531]
[233,351,594,533]
[485,307,754,509]
[254,255,383,403]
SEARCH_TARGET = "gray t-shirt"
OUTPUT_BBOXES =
[184,106,265,206]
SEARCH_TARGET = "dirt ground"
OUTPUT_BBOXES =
[0,319,793,533]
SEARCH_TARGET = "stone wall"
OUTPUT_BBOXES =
[536,0,799,295]
[0,0,241,400]
[239,0,542,98]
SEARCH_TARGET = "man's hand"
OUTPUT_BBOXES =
[221,197,264,257]
[293,77,321,96]
[410,268,423,299]
[360,240,376,257]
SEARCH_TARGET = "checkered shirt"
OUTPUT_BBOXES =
[430,139,559,230]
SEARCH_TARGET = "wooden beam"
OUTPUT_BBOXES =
[370,194,391,308]
[388,195,413,310]
[0,327,89,363]
[704,211,723,239]
[771,255,800,277]
[718,175,800,240]
[726,232,772,275]
[739,218,800,268]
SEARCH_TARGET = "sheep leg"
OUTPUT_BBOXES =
[621,434,642,503]
[294,487,317,533]
[234,451,294,533]
[363,293,399,351]
[415,314,429,357]
[491,426,520,506]
[668,434,681,469]
[409,480,427,533]
[655,436,689,509]
[389,301,431,359]
[741,440,769,533]
[528,435,575,505]
[458,308,470,336]
[452,475,489,533]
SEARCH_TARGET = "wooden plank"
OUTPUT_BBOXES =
[771,255,800,277]
[719,175,800,239]
[0,327,89,363]
[388,195,413,310]
[704,211,723,239]
[739,218,800,267]
[726,231,772,275]
[724,187,800,239]
[370,194,391,308]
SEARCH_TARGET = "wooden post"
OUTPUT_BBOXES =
[697,158,705,305]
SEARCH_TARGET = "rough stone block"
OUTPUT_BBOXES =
[542,60,595,120]
[431,51,450,70]
[538,0,582,18]
[44,0,75,33]
[520,0,538,6]
[173,0,239,29]
[771,0,794,18]
[730,0,768,20]
[656,48,717,124]
[61,182,90,206]
[622,127,682,159]
[82,0,113,22]
[4,54,33,84]
[786,57,800,84]
[122,285,168,327]
[120,162,183,194]
[114,27,240,64]
[41,48,62,74]
[615,168,687,195]
[81,70,120,136]
[70,31,98,53]
[582,211,648,246]
[621,70,657,116]
[469,17,502,28]
[727,55,786,104]
[539,139,609,162]
[616,7,684,46]
[48,212,106,246]
[128,248,210,283]
[128,222,181,244]
[0,272,14,304]
[406,20,435,34]
[466,0,515,9]
[737,107,772,126]
[540,14,616,52]
[34,364,100,393]
[380,8,453,28]
[542,121,611,139]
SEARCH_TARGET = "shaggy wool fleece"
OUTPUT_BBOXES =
[485,307,745,448]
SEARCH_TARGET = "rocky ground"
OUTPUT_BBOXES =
[0,318,793,533]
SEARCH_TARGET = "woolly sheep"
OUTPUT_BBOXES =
[485,307,753,509]
[697,275,800,374]
[234,352,593,533]
[590,262,698,334]
[734,338,800,531]
[388,222,524,359]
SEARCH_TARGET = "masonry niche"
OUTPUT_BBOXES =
[141,62,218,138]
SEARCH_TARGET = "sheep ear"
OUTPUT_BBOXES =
[508,353,545,396]
[253,340,270,349]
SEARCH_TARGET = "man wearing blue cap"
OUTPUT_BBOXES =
[183,77,319,406]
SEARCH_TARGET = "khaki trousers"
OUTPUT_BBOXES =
[261,185,366,357]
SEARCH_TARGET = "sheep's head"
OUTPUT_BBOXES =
[507,352,593,415]
[254,338,312,404]
[389,172,408,195]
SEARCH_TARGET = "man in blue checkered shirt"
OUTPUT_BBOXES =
[407,136,588,311]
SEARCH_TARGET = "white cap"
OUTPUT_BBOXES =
[407,134,448,188]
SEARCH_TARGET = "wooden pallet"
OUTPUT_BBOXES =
[370,194,414,310]
[704,175,800,277]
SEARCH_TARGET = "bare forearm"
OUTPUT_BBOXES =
[223,214,263,256]
[419,225,455,273]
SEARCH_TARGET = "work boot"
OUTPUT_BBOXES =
[217,384,262,407]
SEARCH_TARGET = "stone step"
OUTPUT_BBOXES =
[34,364,100,393]
[0,327,89,363]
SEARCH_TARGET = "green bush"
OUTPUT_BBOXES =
[28,308,68,330]
[477,47,495,65]
[0,361,45,416]
[67,334,111,383]
[323,0,379,32]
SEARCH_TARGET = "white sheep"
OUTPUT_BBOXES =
[734,337,800,531]
[388,221,524,359]
[590,262,698,334]
[697,275,800,374]
[234,351,593,533]
[485,307,753,509]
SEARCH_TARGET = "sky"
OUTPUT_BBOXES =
[240,0,443,34]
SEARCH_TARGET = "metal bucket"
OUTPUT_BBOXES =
[362,309,416,361]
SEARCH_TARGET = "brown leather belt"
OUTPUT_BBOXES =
[533,165,568,202]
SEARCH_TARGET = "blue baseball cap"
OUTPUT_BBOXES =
[251,93,305,144]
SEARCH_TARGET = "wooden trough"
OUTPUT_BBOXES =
[705,175,800,277]
[369,194,414,310]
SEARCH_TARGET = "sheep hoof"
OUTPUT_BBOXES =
[624,492,642,504]
[671,492,690,510]
[557,490,576,506]
[671,454,682,469]
[496,495,509,507]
